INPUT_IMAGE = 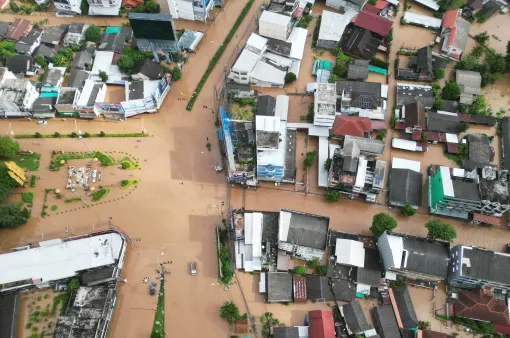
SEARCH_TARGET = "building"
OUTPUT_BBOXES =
[132,59,165,81]
[317,10,357,49]
[257,95,275,116]
[352,8,393,37]
[87,0,122,15]
[0,231,126,292]
[337,80,384,120]
[306,275,356,302]
[389,157,423,209]
[167,0,214,21]
[259,11,291,41]
[427,111,460,134]
[41,67,66,94]
[463,0,483,17]
[456,70,481,105]
[267,0,299,16]
[396,46,449,81]
[235,212,263,272]
[339,300,371,335]
[266,272,293,302]
[398,101,426,132]
[0,79,38,113]
[466,133,492,169]
[449,245,510,292]
[396,83,434,108]
[325,0,366,12]
[308,310,335,338]
[98,33,127,53]
[441,10,470,60]
[342,27,381,60]
[331,115,372,138]
[4,18,32,42]
[56,87,80,117]
[347,59,369,81]
[75,80,107,119]
[0,21,9,39]
[122,0,143,8]
[68,69,90,90]
[64,23,88,45]
[36,44,58,61]
[54,0,81,15]
[452,289,510,334]
[403,11,442,30]
[477,0,508,18]
[32,96,57,119]
[72,50,94,70]
[389,287,418,329]
[314,83,336,127]
[278,209,329,260]
[14,29,42,56]
[377,232,450,285]
[90,51,127,84]
[41,27,65,46]
[502,117,510,171]
[373,305,400,338]
[412,0,439,10]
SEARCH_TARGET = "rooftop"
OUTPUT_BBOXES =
[457,245,510,286]
[456,70,481,104]
[279,209,329,250]
[352,9,393,37]
[306,276,356,302]
[373,305,400,338]
[132,59,165,80]
[402,101,426,129]
[396,83,434,108]
[337,80,382,110]
[347,59,369,80]
[257,95,275,116]
[41,27,65,45]
[344,135,385,155]
[390,287,418,329]
[468,133,491,164]
[389,168,423,208]
[309,310,335,338]
[342,27,381,60]
[340,299,370,335]
[427,112,460,133]
[259,11,291,27]
[331,115,372,138]
[267,272,293,302]
[319,10,357,43]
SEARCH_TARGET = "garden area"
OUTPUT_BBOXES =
[230,96,255,121]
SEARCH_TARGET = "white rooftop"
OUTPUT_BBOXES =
[251,60,286,86]
[412,0,439,10]
[403,11,441,29]
[335,238,365,267]
[319,10,357,43]
[392,138,417,151]
[232,49,260,73]
[259,10,291,27]
[275,95,289,121]
[257,119,287,167]
[256,115,281,131]
[287,27,308,60]
[440,166,455,197]
[246,33,268,51]
[446,133,458,143]
[91,51,114,75]
[0,232,125,288]
[318,136,329,188]
[392,157,421,172]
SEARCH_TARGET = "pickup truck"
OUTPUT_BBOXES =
[190,262,197,276]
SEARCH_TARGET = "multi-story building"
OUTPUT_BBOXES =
[449,245,510,293]
[0,78,38,113]
[267,0,299,16]
[87,0,122,16]
[53,0,82,15]
[167,0,214,21]
[313,83,336,127]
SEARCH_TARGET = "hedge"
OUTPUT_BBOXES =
[370,56,390,69]
[15,132,148,139]
[186,0,254,111]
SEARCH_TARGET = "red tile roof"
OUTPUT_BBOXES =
[447,142,459,154]
[454,289,510,334]
[412,130,421,141]
[447,27,457,46]
[363,4,380,14]
[353,10,393,37]
[309,310,335,338]
[371,120,386,130]
[122,0,143,8]
[375,0,389,9]
[5,18,32,41]
[472,213,501,226]
[442,9,458,28]
[332,116,372,137]
[293,275,307,302]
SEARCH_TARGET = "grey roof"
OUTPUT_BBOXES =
[0,22,9,37]
[396,83,434,108]
[67,69,90,89]
[452,17,470,51]
[282,209,329,250]
[415,46,432,74]
[442,99,459,113]
[257,130,280,148]
[87,84,104,106]
[389,168,423,208]
[41,27,65,45]
[463,159,496,172]
[478,0,503,17]
[273,327,299,338]
[284,128,297,181]
[336,80,381,109]
[57,88,78,105]
[456,70,481,104]
[373,305,400,338]
[266,38,292,56]
[72,51,94,70]
[355,247,382,286]
[343,156,359,172]
[502,117,510,170]
[256,95,275,116]
[36,44,57,59]
[457,245,510,286]
[342,27,381,60]
[402,101,426,129]
[479,174,509,206]
[127,81,144,100]
[0,293,20,338]
[344,135,385,155]
[81,267,116,285]
[15,29,42,54]
[68,22,86,34]
[177,29,197,50]
[399,234,450,279]
[267,272,293,302]
[120,26,133,42]
[347,59,369,80]
[98,33,126,53]
[392,287,418,329]
[468,133,491,163]
[306,275,356,301]
[261,211,279,245]
[341,299,370,334]
[132,59,164,80]
[43,68,64,86]
[6,55,32,74]
[427,112,460,133]
[32,96,56,113]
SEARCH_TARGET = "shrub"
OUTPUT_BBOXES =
[370,57,389,69]
[434,68,445,79]
[324,158,332,170]
[293,266,306,276]
[34,132,42,138]
[401,204,415,216]
[325,190,340,202]
[474,32,490,44]
[304,151,316,167]
[315,265,327,275]
[99,131,106,137]
[91,188,109,201]
[219,301,240,325]
[70,132,78,138]
[172,66,182,80]
[98,71,108,82]
[83,132,90,138]
[21,192,33,204]
[441,82,461,100]
[54,132,61,138]
[311,15,321,48]
[376,129,387,140]
[30,175,36,188]
[85,25,101,42]
[50,205,58,211]
[457,122,469,134]
[10,2,19,12]
[206,142,211,151]
[285,72,296,84]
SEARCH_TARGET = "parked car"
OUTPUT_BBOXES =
[37,121,47,125]
[190,262,197,276]
[149,282,156,295]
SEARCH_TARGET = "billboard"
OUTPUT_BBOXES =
[128,13,177,41]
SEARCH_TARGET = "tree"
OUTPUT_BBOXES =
[474,32,490,45]
[80,0,89,14]
[434,68,445,79]
[9,2,19,12]
[144,0,160,12]
[324,158,332,170]
[285,72,296,84]
[307,257,320,268]
[441,82,461,100]
[325,190,340,202]
[219,301,240,325]
[85,25,101,42]
[418,321,431,330]
[457,121,469,133]
[99,70,108,82]
[172,66,182,81]
[486,52,506,74]
[506,41,510,72]
[315,265,327,275]
[401,204,416,216]
[0,136,20,158]
[294,266,307,276]
[0,204,30,228]
[376,129,387,141]
[370,213,397,239]
[471,94,487,115]
[34,55,47,69]
[431,82,441,97]
[0,166,19,201]
[425,220,457,242]
[304,151,316,167]
[117,55,135,74]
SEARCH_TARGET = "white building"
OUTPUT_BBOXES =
[313,83,337,127]
[317,10,357,49]
[335,238,365,267]
[76,79,107,119]
[91,51,127,84]
[0,78,38,113]
[64,23,89,45]
[259,11,292,41]
[167,0,214,21]
[53,0,82,15]
[87,0,122,16]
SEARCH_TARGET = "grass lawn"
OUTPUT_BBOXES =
[151,279,165,338]
[9,153,41,171]
[91,188,109,201]
[50,151,114,170]
[120,179,139,189]
[120,157,140,170]
[21,192,33,204]
[64,197,82,203]
[230,103,254,121]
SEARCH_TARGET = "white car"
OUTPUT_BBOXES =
[37,121,47,125]
[92,170,97,183]
[190,262,197,276]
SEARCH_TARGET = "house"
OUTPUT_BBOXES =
[278,209,329,260]
[397,46,448,81]
[399,102,426,132]
[477,0,508,18]
[258,11,291,42]
[343,135,385,155]
[412,0,439,10]
[256,95,275,116]
[4,18,32,42]
[441,10,471,60]
[14,29,42,56]
[342,27,381,60]
[32,96,57,119]
[75,79,107,119]
[389,287,418,329]
[0,79,38,112]
[235,212,263,272]
[427,111,460,133]
[41,27,65,46]
[68,69,90,90]
[35,44,58,61]
[55,87,80,117]
[314,83,336,127]
[317,10,357,49]
[456,70,481,105]
[121,0,143,8]
[502,117,510,171]
[336,80,384,120]
[266,272,293,303]
[308,310,335,338]
[377,232,450,285]
[90,51,127,84]
[72,51,94,70]
[352,9,393,37]
[396,83,434,108]
[0,21,10,39]
[98,33,127,53]
[347,59,369,81]
[403,11,442,30]
[450,245,510,291]
[131,59,165,81]
[41,67,66,92]
[466,133,492,168]
[167,0,213,21]
[325,0,366,12]
[87,0,122,16]
[331,115,372,138]
[274,327,309,338]
[64,23,88,45]
[339,300,371,335]
[463,0,483,17]
[267,0,299,16]
[6,55,34,75]
[306,275,356,302]
[54,0,81,15]
[389,157,423,209]
[452,289,510,334]
[429,165,510,219]
[373,305,400,338]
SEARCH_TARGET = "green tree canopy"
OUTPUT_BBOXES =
[474,32,490,45]
[0,204,30,228]
[219,301,240,325]
[370,213,397,239]
[117,55,135,74]
[0,40,16,60]
[434,68,445,79]
[285,72,296,84]
[294,266,307,276]
[457,121,469,133]
[0,136,19,158]
[401,204,416,216]
[425,220,457,242]
[99,71,108,82]
[325,190,340,202]
[172,66,182,81]
[0,166,19,201]
[85,25,101,42]
[441,82,461,101]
